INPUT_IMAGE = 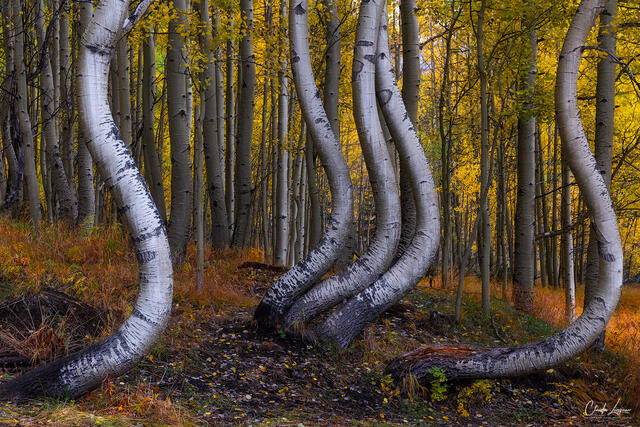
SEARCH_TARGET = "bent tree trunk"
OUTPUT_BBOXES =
[0,0,172,399]
[386,0,622,382]
[254,0,353,329]
[284,0,402,329]
[584,0,616,351]
[396,0,418,260]
[314,6,439,347]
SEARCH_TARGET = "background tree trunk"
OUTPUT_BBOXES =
[476,0,491,315]
[232,0,257,247]
[12,0,41,230]
[166,0,193,262]
[142,30,166,221]
[513,12,537,312]
[199,0,229,248]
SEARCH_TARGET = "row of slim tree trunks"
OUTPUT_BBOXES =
[0,0,620,322]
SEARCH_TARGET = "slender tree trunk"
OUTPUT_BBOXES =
[59,0,75,196]
[142,30,166,221]
[561,154,575,323]
[232,0,256,247]
[438,3,458,290]
[274,135,289,265]
[194,103,205,293]
[76,0,96,226]
[260,10,271,259]
[225,17,235,230]
[117,39,132,155]
[199,0,229,248]
[0,0,172,399]
[13,0,41,230]
[323,0,352,271]
[584,0,616,351]
[167,0,193,262]
[36,0,78,222]
[476,0,491,315]
[305,130,321,247]
[397,0,418,259]
[456,202,478,322]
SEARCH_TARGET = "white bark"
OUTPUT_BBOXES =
[142,30,166,221]
[12,0,41,229]
[561,156,575,323]
[513,10,537,312]
[585,0,616,350]
[166,0,193,261]
[254,0,353,328]
[314,8,439,346]
[397,0,419,257]
[77,0,96,226]
[198,0,229,248]
[387,0,622,382]
[0,0,172,399]
[274,52,290,265]
[290,0,402,328]
[476,0,491,315]
[224,21,235,230]
[232,0,257,247]
[36,0,78,222]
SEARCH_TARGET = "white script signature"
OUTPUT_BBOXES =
[584,399,632,417]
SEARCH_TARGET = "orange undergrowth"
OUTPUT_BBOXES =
[459,274,640,411]
[534,283,640,412]
[0,217,260,331]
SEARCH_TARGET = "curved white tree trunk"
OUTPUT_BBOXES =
[284,0,402,327]
[314,7,439,347]
[254,0,354,329]
[396,0,419,259]
[0,0,172,399]
[387,0,622,382]
[584,0,617,351]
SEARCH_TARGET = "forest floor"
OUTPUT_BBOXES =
[0,219,637,426]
